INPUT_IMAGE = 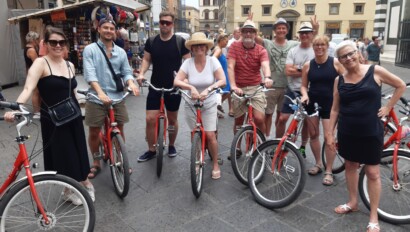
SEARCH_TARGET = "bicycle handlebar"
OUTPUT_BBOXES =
[176,87,221,102]
[0,101,20,111]
[141,80,174,93]
[231,84,271,100]
[284,95,320,118]
[77,88,131,104]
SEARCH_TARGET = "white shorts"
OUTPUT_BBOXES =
[184,102,218,132]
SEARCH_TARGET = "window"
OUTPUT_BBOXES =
[262,5,272,16]
[213,0,218,6]
[354,3,364,14]
[203,0,210,6]
[214,10,219,20]
[305,4,315,15]
[189,12,191,16]
[242,6,251,16]
[329,4,340,15]
[204,10,209,20]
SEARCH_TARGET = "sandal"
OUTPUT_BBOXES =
[366,222,380,232]
[334,204,359,214]
[228,112,234,117]
[322,172,334,186]
[308,164,323,176]
[87,165,101,179]
[212,169,221,179]
[227,148,242,161]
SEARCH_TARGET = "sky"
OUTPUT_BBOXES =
[185,0,199,8]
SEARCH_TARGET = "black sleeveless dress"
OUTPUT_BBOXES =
[337,65,383,165]
[37,59,90,181]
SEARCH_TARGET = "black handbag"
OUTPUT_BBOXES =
[44,61,81,127]
[96,43,125,92]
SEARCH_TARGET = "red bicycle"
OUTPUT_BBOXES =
[358,98,410,224]
[78,89,131,198]
[177,88,222,198]
[230,85,269,185]
[248,96,319,209]
[141,80,175,177]
[0,101,95,231]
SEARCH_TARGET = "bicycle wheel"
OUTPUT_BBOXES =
[191,132,204,198]
[230,125,266,185]
[0,174,95,231]
[248,139,306,209]
[359,150,410,224]
[321,140,345,174]
[110,133,130,198]
[157,118,165,177]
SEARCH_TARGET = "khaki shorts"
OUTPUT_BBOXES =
[231,86,267,118]
[85,101,129,127]
[265,88,286,114]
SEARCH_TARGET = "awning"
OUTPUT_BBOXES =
[8,0,150,23]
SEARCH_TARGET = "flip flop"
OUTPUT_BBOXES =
[334,204,359,214]
[308,164,323,176]
[322,172,334,186]
[212,169,221,179]
[367,222,380,232]
[87,165,101,179]
[228,112,234,117]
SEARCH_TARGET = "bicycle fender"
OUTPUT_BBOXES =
[2,171,57,197]
[382,148,410,154]
[282,140,299,151]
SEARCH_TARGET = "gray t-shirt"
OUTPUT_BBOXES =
[285,45,315,91]
[263,39,299,88]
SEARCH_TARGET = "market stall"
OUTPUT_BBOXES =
[7,0,149,73]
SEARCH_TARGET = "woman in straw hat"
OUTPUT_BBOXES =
[174,32,226,179]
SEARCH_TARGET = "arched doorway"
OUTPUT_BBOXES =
[276,10,300,40]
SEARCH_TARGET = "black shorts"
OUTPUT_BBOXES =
[281,89,301,114]
[305,94,332,119]
[146,89,181,112]
[305,102,330,119]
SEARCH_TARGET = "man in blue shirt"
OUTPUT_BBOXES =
[83,18,139,178]
[366,36,383,65]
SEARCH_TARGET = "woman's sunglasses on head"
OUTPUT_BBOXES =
[47,40,67,47]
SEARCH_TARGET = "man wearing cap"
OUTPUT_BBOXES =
[83,18,140,179]
[228,19,272,140]
[276,21,316,159]
[136,11,191,162]
[256,18,299,139]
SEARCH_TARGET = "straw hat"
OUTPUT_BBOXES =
[185,32,214,50]
[298,22,314,32]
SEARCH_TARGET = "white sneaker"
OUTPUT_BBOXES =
[84,185,95,202]
[62,190,83,206]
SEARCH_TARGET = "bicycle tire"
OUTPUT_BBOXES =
[157,118,165,177]
[358,149,410,224]
[248,139,306,209]
[191,132,204,198]
[110,133,130,198]
[230,125,266,185]
[0,174,95,231]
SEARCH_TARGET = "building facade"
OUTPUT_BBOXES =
[199,0,219,37]
[185,6,200,33]
[215,0,376,41]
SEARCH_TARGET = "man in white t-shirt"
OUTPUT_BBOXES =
[225,27,241,55]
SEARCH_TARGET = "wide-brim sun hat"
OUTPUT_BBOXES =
[185,32,214,50]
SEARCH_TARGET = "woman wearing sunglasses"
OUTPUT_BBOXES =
[325,40,405,232]
[174,32,226,179]
[4,27,95,205]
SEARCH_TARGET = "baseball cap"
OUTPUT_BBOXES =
[298,22,314,33]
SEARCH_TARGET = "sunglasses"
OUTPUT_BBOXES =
[241,29,256,34]
[47,40,67,47]
[338,50,357,61]
[299,31,312,35]
[160,20,173,26]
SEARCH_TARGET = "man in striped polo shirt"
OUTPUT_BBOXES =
[227,19,272,139]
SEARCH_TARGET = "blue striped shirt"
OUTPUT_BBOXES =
[83,40,133,103]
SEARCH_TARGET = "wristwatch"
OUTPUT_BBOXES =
[265,76,271,79]
[297,68,302,72]
[207,87,212,92]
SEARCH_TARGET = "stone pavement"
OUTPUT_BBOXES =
[1,63,410,231]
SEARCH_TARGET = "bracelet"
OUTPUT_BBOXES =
[297,68,302,72]
[265,76,271,79]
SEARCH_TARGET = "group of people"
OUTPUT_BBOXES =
[2,10,406,232]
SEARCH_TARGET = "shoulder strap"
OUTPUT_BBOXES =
[175,35,182,58]
[149,35,157,48]
[43,57,53,75]
[95,42,116,77]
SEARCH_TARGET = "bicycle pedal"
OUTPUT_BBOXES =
[92,152,103,160]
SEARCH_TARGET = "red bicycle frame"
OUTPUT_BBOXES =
[155,94,168,148]
[191,106,206,161]
[0,137,50,225]
[100,105,124,162]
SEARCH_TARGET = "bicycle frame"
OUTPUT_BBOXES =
[100,105,123,164]
[192,103,206,165]
[155,91,168,149]
[0,116,50,224]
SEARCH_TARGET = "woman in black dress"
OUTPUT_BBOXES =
[326,40,405,232]
[4,27,94,205]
